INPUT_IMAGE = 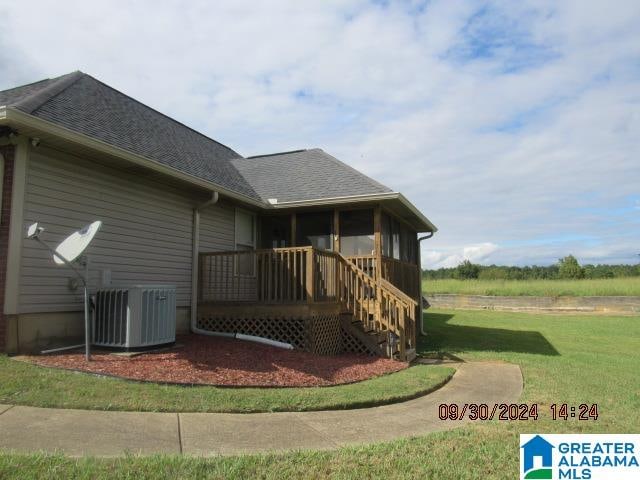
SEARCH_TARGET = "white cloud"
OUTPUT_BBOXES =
[423,242,500,269]
[1,0,639,266]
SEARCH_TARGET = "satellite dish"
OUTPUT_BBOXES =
[53,221,102,265]
[26,219,103,361]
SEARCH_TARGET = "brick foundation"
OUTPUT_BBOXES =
[0,145,15,352]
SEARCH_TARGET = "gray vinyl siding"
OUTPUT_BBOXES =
[199,203,235,252]
[18,148,230,313]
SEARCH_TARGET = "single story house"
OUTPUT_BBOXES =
[0,71,436,361]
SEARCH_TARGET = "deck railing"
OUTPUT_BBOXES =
[380,257,421,299]
[347,255,420,299]
[198,246,418,359]
[346,255,377,279]
[199,247,340,304]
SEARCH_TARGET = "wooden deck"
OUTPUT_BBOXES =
[197,247,420,360]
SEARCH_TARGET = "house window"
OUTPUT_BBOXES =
[235,208,256,275]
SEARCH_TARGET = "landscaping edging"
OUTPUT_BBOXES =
[425,294,640,314]
[1,354,454,414]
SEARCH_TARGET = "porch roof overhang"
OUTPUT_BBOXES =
[268,192,437,233]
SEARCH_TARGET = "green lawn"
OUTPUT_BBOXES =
[2,308,639,479]
[423,277,640,296]
[0,356,453,414]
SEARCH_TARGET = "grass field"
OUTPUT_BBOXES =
[2,308,639,479]
[0,357,453,413]
[423,277,640,296]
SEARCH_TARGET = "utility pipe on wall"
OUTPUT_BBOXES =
[190,191,218,333]
[189,192,294,350]
[418,231,434,337]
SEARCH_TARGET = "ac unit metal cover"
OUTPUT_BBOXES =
[93,285,176,349]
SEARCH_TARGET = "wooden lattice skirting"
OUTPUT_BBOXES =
[196,311,374,356]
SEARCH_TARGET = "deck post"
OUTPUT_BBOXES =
[305,248,315,302]
[373,206,383,328]
[333,208,340,253]
[290,213,296,247]
[333,209,340,299]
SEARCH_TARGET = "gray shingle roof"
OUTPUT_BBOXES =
[2,71,260,200]
[1,72,396,206]
[232,149,393,203]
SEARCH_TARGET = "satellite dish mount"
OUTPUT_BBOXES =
[27,221,102,361]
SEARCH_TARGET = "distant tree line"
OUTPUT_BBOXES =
[423,255,640,280]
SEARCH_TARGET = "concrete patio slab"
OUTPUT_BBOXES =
[0,362,523,457]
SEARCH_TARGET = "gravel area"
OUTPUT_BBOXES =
[26,335,407,387]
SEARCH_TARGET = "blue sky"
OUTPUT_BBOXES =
[1,0,638,268]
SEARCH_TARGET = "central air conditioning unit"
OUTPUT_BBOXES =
[93,285,177,350]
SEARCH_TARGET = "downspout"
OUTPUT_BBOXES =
[189,192,294,350]
[190,192,219,333]
[418,231,434,336]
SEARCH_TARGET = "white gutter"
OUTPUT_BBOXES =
[270,191,400,206]
[1,107,437,233]
[0,107,266,208]
[397,193,438,233]
[271,191,437,233]
[190,191,219,332]
[418,232,435,336]
[1,108,437,232]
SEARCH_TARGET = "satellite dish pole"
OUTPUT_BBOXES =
[26,221,102,361]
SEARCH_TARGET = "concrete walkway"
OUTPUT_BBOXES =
[0,362,522,457]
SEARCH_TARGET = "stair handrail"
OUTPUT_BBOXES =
[331,252,416,359]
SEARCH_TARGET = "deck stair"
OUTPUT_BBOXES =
[336,255,418,361]
[339,314,386,356]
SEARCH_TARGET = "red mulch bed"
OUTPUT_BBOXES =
[26,335,407,387]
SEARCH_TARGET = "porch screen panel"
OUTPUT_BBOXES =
[400,225,418,264]
[382,213,400,259]
[296,211,333,250]
[339,209,374,256]
[260,215,290,248]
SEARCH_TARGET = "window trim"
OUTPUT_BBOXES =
[234,207,257,277]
